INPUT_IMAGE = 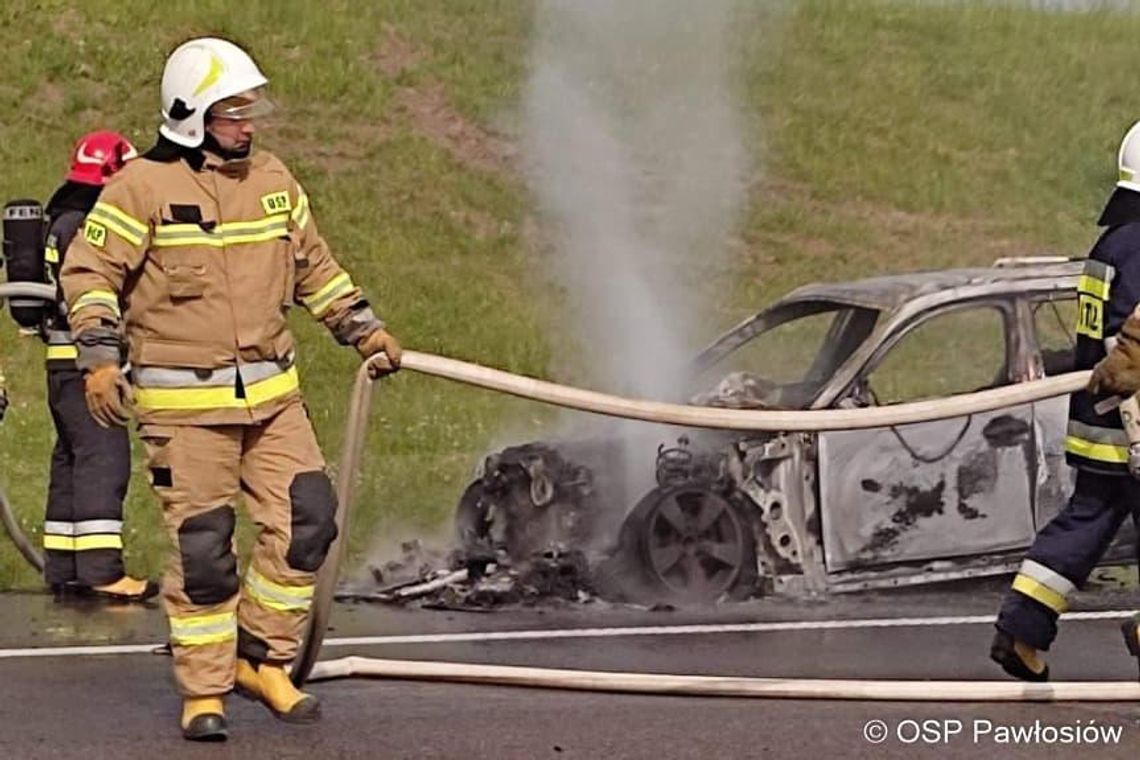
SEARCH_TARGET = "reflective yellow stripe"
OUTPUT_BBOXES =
[134,366,300,411]
[1077,274,1110,301]
[1064,435,1128,464]
[88,202,147,246]
[151,223,213,247]
[193,52,224,96]
[302,273,353,318]
[1012,574,1068,614]
[46,345,78,361]
[291,192,310,229]
[244,567,314,612]
[151,215,289,248]
[90,201,148,236]
[169,611,237,647]
[44,246,59,264]
[222,221,289,245]
[70,289,121,318]
[43,534,123,551]
[1017,559,1075,597]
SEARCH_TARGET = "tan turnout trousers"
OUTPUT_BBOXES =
[141,399,336,697]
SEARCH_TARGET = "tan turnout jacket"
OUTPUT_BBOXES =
[61,146,371,425]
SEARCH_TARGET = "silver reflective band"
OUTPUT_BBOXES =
[244,569,313,611]
[43,520,123,536]
[45,330,74,345]
[1067,420,1129,446]
[134,357,294,389]
[1018,559,1076,597]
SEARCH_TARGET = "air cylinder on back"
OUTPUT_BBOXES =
[2,199,47,328]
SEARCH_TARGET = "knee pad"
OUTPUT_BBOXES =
[286,471,338,572]
[178,505,238,605]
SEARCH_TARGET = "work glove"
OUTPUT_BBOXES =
[0,386,7,423]
[355,328,402,379]
[1089,309,1140,396]
[84,364,133,428]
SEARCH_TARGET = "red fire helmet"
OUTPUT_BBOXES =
[66,130,138,186]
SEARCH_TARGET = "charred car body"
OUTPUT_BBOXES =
[456,258,1118,604]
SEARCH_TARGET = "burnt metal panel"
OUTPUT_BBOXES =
[1032,395,1074,527]
[818,406,1037,571]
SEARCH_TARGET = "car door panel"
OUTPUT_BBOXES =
[819,406,1037,571]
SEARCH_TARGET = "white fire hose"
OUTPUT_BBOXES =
[3,284,1130,699]
[0,283,58,574]
[305,656,1140,701]
[294,351,1140,701]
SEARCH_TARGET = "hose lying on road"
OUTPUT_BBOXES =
[306,656,1140,702]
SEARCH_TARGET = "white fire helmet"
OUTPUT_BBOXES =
[159,37,271,148]
[1117,120,1140,193]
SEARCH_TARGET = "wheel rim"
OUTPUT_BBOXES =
[644,489,746,600]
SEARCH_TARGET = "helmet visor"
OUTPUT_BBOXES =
[208,90,276,121]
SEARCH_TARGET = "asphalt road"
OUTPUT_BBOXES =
[1,586,1138,759]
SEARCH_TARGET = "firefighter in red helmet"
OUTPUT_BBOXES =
[40,130,157,602]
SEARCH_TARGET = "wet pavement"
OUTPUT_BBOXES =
[1,582,1138,758]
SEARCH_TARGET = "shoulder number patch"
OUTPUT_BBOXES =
[1076,294,1104,340]
[261,191,291,215]
[84,220,107,248]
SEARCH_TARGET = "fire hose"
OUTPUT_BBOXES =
[0,283,57,575]
[3,286,1130,700]
[292,351,1140,701]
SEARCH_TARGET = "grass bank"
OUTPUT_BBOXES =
[2,0,1138,586]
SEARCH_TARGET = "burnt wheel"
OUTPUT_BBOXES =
[618,486,757,604]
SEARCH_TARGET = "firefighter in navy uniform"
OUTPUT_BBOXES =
[991,121,1140,681]
[61,38,402,742]
[41,131,157,602]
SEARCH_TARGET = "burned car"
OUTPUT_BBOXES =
[455,258,1109,604]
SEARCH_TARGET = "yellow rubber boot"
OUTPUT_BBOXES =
[91,575,159,602]
[235,659,321,724]
[181,696,227,742]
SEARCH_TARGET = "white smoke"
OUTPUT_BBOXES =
[522,0,750,401]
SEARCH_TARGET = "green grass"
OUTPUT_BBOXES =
[3,0,1140,587]
[0,0,545,586]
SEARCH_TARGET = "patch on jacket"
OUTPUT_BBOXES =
[260,191,291,215]
[83,220,107,248]
[169,204,203,224]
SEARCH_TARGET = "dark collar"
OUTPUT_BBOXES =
[143,134,206,171]
[1098,187,1140,227]
[45,182,102,217]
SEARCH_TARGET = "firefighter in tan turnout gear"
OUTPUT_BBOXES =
[60,37,402,742]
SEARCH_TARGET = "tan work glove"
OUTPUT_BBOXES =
[1089,309,1140,396]
[84,364,133,428]
[356,328,402,379]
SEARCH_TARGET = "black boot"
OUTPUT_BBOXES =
[990,629,1049,682]
[181,696,228,742]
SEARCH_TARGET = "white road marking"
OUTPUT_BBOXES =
[0,609,1133,660]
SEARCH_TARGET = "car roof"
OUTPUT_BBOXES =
[779,261,1084,311]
